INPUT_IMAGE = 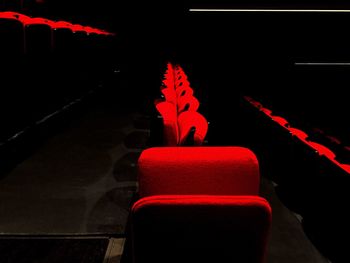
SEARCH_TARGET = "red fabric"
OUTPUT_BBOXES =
[71,24,86,32]
[307,141,336,159]
[52,21,73,30]
[131,195,271,263]
[339,163,350,174]
[176,85,193,98]
[178,111,208,145]
[175,79,191,90]
[289,128,309,141]
[161,87,177,105]
[0,12,21,19]
[23,17,52,26]
[155,102,178,146]
[177,95,200,113]
[261,108,272,116]
[138,147,260,197]
[272,116,289,127]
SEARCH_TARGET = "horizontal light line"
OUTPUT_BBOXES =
[189,9,350,13]
[295,62,350,65]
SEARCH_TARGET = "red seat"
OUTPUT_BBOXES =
[177,95,200,113]
[138,147,260,197]
[160,87,177,105]
[132,147,271,263]
[131,195,271,263]
[178,111,208,146]
[176,85,193,98]
[155,101,178,146]
[272,116,289,127]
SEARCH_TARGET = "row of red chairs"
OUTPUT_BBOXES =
[125,146,272,263]
[245,96,350,174]
[244,95,350,262]
[0,11,113,35]
[0,11,114,56]
[154,63,208,146]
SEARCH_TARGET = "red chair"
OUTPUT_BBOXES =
[177,95,199,113]
[161,87,177,105]
[177,111,208,146]
[155,101,178,146]
[176,85,193,99]
[132,147,272,263]
[131,195,271,263]
[138,147,261,197]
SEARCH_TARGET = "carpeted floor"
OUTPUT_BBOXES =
[0,98,148,235]
[0,93,330,262]
[0,237,109,263]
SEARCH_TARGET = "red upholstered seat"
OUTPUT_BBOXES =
[175,78,191,90]
[155,102,178,146]
[177,111,208,146]
[176,85,193,98]
[138,147,260,197]
[131,195,271,263]
[160,87,177,105]
[261,107,272,116]
[177,95,200,113]
[289,128,309,141]
[131,147,271,263]
[307,141,336,159]
[272,116,289,127]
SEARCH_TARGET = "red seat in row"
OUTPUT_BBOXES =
[129,147,272,263]
[155,62,208,146]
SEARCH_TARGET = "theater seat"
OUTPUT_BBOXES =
[155,101,178,146]
[131,195,271,263]
[138,147,260,197]
[307,141,336,159]
[177,95,199,113]
[131,147,271,263]
[272,116,289,127]
[176,85,193,99]
[160,87,177,105]
[177,111,208,146]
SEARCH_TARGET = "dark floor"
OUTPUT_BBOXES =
[0,98,148,235]
[0,94,329,262]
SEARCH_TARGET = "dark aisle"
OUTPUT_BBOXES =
[0,92,149,235]
[0,88,329,262]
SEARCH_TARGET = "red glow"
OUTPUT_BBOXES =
[178,111,208,145]
[138,147,260,197]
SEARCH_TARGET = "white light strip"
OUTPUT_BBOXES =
[190,9,350,13]
[295,62,350,65]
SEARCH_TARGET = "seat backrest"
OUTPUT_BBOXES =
[177,95,199,113]
[155,101,178,146]
[131,195,271,263]
[138,147,260,198]
[177,111,208,145]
